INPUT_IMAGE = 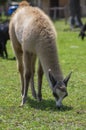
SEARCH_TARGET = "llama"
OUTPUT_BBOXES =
[0,20,9,58]
[9,1,71,108]
[79,24,86,40]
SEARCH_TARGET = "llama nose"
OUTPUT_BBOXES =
[56,101,63,109]
[57,106,61,109]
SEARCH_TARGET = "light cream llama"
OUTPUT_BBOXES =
[9,1,72,108]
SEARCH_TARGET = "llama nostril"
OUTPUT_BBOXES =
[56,102,63,109]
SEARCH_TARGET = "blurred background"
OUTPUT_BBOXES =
[0,0,86,26]
[0,0,86,59]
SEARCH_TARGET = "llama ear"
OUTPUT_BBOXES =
[48,69,57,87]
[63,72,72,87]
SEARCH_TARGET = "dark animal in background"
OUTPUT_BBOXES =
[0,20,9,58]
[79,24,86,40]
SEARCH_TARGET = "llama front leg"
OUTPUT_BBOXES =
[2,40,8,59]
[21,52,32,105]
[30,75,37,99]
[30,54,37,99]
[4,42,8,59]
[18,60,24,96]
[0,42,4,58]
[37,61,44,101]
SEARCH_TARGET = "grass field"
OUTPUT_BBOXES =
[0,19,86,130]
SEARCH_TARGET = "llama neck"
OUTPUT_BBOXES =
[37,41,63,87]
[44,53,63,82]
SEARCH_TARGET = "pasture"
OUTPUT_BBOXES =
[0,19,86,130]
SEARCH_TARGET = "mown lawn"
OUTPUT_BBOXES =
[0,19,86,130]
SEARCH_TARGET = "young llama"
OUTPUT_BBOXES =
[9,1,71,108]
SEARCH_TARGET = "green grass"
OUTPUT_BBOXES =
[0,19,86,130]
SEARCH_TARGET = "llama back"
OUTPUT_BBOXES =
[9,2,57,46]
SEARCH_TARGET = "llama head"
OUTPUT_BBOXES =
[48,69,72,109]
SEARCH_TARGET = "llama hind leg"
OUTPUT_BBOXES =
[30,54,37,99]
[4,41,8,58]
[21,52,32,105]
[9,24,24,98]
[37,61,44,101]
[13,45,24,97]
[16,51,24,96]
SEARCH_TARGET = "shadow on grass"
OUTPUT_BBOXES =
[0,57,16,60]
[27,97,73,112]
[7,57,16,61]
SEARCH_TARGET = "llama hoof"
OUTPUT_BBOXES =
[20,96,27,106]
[19,102,24,107]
